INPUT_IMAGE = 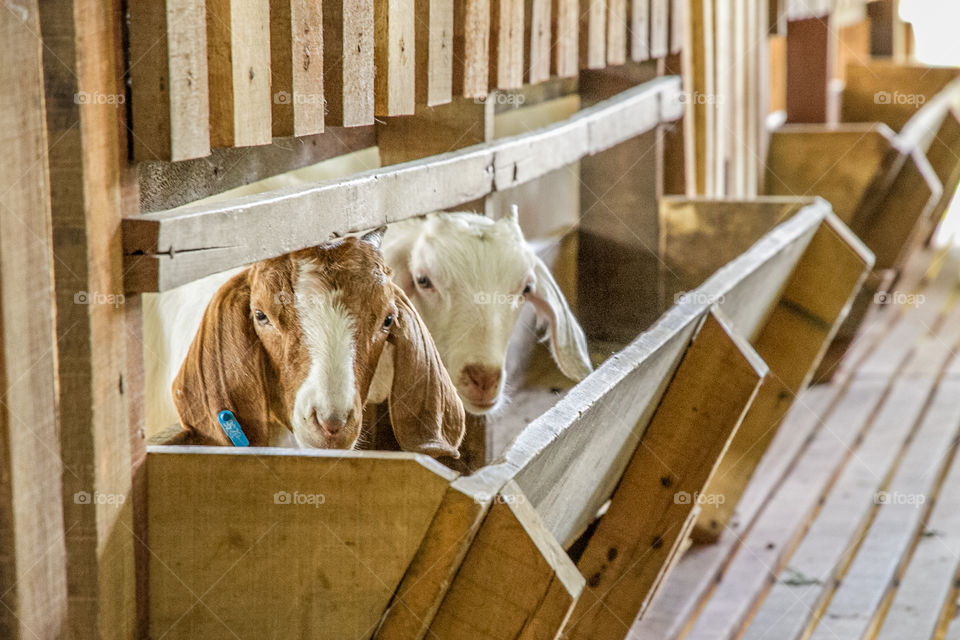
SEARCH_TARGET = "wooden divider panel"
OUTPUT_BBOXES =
[841,62,959,132]
[324,0,375,126]
[490,0,525,88]
[649,0,668,57]
[148,448,455,639]
[426,481,585,639]
[270,0,325,136]
[206,0,272,147]
[375,0,417,115]
[764,124,897,224]
[0,2,69,635]
[416,0,454,106]
[453,0,491,98]
[693,215,873,541]
[605,0,627,65]
[565,311,767,640]
[129,0,210,161]
[631,0,650,61]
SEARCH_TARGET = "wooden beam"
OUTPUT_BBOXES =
[630,0,650,61]
[38,0,138,636]
[649,0,668,57]
[0,1,69,636]
[123,76,682,291]
[375,0,417,115]
[606,0,627,65]
[693,216,873,542]
[270,0,325,136]
[786,15,829,123]
[128,0,210,161]
[323,0,375,126]
[565,311,767,640]
[580,0,607,69]
[206,0,272,146]
[416,0,454,106]
[453,0,491,98]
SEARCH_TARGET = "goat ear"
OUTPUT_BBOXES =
[361,226,386,250]
[386,283,466,458]
[527,256,593,381]
[171,272,273,445]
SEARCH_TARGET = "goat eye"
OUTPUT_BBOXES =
[254,309,270,325]
[382,314,393,330]
[522,284,532,296]
[416,275,433,289]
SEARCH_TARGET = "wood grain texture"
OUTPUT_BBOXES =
[580,0,606,69]
[649,0,668,57]
[693,215,873,542]
[630,0,650,61]
[565,312,767,640]
[785,16,829,123]
[605,0,626,64]
[453,0,491,98]
[324,0,375,126]
[124,77,682,291]
[375,0,417,115]
[270,0,324,136]
[416,0,454,106]
[426,481,584,638]
[148,448,455,639]
[525,0,551,83]
[552,0,578,76]
[0,2,69,636]
[206,0,272,146]
[129,0,210,160]
[38,0,138,636]
[490,0,524,88]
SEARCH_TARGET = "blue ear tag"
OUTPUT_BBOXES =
[217,410,249,447]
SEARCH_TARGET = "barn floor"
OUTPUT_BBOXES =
[628,243,960,640]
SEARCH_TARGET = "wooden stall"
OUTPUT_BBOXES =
[7,0,936,638]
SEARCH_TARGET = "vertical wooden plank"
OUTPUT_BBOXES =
[416,0,454,106]
[786,16,829,123]
[525,0,551,83]
[129,0,210,161]
[630,0,650,61]
[270,0,325,136]
[324,0,375,125]
[693,219,873,542]
[426,482,585,638]
[649,0,668,57]
[681,0,706,194]
[38,0,138,636]
[713,0,730,195]
[453,0,491,98]
[375,0,417,115]
[552,0,578,76]
[565,312,767,640]
[732,0,746,197]
[206,0,272,146]
[490,0,524,89]
[0,2,69,637]
[670,0,682,53]
[580,0,606,69]
[606,0,626,65]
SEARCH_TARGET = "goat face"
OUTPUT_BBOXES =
[381,212,593,414]
[172,233,465,456]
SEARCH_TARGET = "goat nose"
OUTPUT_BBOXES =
[314,412,346,436]
[462,364,501,393]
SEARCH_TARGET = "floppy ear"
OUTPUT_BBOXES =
[170,271,275,446]
[386,282,466,458]
[527,255,594,381]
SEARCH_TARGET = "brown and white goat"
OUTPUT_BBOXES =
[164,233,465,457]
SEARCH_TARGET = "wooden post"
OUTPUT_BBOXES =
[324,0,375,126]
[37,0,138,637]
[270,0,325,136]
[786,15,829,123]
[565,311,767,640]
[416,0,454,106]
[453,0,491,98]
[0,2,69,636]
[692,217,873,542]
[490,0,525,88]
[375,0,417,115]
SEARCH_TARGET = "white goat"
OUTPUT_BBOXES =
[366,210,593,414]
